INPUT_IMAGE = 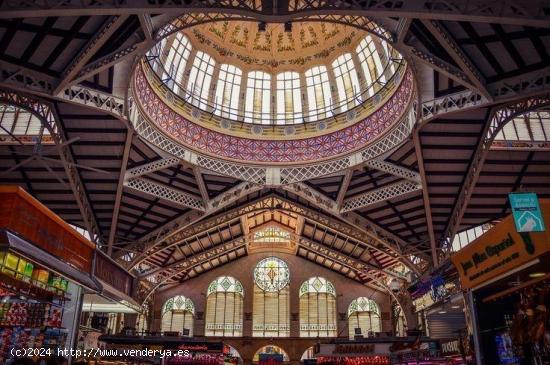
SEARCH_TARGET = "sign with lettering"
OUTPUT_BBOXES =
[509,193,545,232]
[440,339,461,356]
[95,250,134,296]
[0,186,94,273]
[451,200,550,289]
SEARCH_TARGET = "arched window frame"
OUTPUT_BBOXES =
[186,51,216,109]
[299,277,337,337]
[304,65,333,121]
[252,257,290,337]
[214,64,243,120]
[162,33,192,94]
[244,71,271,124]
[332,53,362,112]
[161,295,195,336]
[205,276,244,337]
[347,297,381,339]
[356,35,386,97]
[276,71,303,124]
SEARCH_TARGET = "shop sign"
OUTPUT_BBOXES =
[315,343,388,357]
[0,186,94,273]
[95,251,134,296]
[451,200,550,289]
[509,193,545,232]
[333,344,375,354]
[440,339,461,356]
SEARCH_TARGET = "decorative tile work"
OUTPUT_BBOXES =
[134,65,413,164]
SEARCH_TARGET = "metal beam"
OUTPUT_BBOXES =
[336,169,353,210]
[441,94,550,258]
[341,181,422,213]
[140,235,247,278]
[120,181,263,265]
[298,237,404,279]
[140,237,248,301]
[1,1,549,27]
[124,177,205,211]
[0,89,103,244]
[107,130,133,256]
[421,20,491,100]
[138,14,154,41]
[364,159,420,183]
[412,128,437,266]
[54,15,130,95]
[281,184,426,272]
[125,157,180,179]
[193,166,210,202]
[409,47,481,93]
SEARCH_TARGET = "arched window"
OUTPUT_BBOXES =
[214,64,242,120]
[356,35,386,97]
[162,33,192,94]
[253,257,290,337]
[276,71,302,124]
[305,66,333,121]
[186,51,216,109]
[494,111,550,142]
[348,297,381,339]
[205,276,244,337]
[0,104,51,143]
[253,227,291,244]
[332,53,361,112]
[244,71,271,124]
[161,295,195,336]
[299,277,337,337]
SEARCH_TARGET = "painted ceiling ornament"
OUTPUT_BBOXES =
[254,257,290,292]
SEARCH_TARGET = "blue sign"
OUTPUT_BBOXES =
[509,192,545,232]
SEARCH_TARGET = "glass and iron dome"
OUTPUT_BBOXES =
[147,21,402,125]
[132,19,414,168]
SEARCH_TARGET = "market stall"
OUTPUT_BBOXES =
[451,198,550,365]
[313,338,442,365]
[0,186,100,363]
[96,335,228,365]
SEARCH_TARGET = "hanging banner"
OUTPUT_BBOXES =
[509,192,545,232]
[451,200,550,289]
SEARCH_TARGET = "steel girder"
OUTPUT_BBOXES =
[0,88,103,244]
[441,93,550,258]
[120,181,264,265]
[1,1,549,28]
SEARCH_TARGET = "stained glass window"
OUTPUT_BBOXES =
[299,277,337,337]
[253,257,290,292]
[332,53,361,112]
[162,33,192,94]
[205,277,243,337]
[214,64,242,120]
[161,295,195,336]
[348,297,381,339]
[187,51,216,109]
[305,66,333,121]
[276,71,302,124]
[253,257,290,337]
[244,71,271,124]
[253,227,291,244]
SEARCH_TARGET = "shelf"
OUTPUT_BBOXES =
[0,272,70,306]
